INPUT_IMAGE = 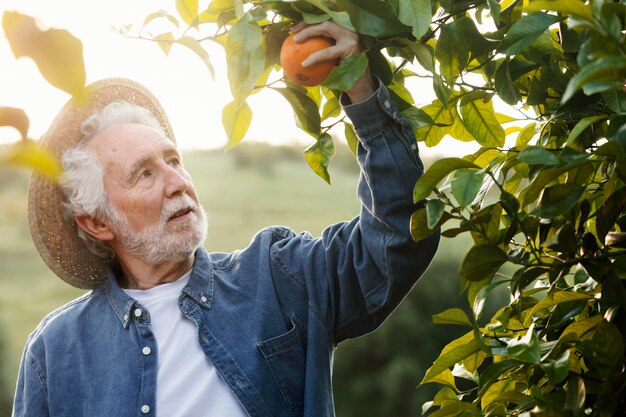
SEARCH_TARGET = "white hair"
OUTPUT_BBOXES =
[60,100,166,260]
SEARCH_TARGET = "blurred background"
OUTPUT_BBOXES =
[0,141,474,417]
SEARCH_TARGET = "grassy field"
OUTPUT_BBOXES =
[0,142,472,415]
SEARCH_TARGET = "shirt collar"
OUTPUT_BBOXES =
[182,247,214,310]
[104,247,215,328]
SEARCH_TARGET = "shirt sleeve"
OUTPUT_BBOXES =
[12,344,50,417]
[271,80,440,345]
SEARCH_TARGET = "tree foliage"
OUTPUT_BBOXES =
[134,0,626,414]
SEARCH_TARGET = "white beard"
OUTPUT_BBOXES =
[105,194,208,264]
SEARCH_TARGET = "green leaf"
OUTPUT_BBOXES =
[460,245,508,282]
[531,183,584,218]
[427,402,479,416]
[495,59,521,105]
[566,375,586,414]
[507,326,541,364]
[414,101,454,146]
[143,10,180,28]
[275,87,321,137]
[595,187,626,242]
[565,115,608,147]
[304,133,335,183]
[0,107,29,139]
[525,291,591,326]
[473,279,509,320]
[421,333,483,384]
[403,41,435,73]
[450,169,485,207]
[459,95,506,147]
[397,0,432,40]
[426,199,445,230]
[562,56,626,103]
[590,321,624,377]
[514,123,537,147]
[525,0,594,22]
[425,370,457,392]
[416,100,474,146]
[410,208,440,241]
[343,122,358,157]
[519,164,586,207]
[176,0,199,26]
[335,0,408,37]
[435,23,466,86]
[541,223,577,253]
[486,0,502,26]
[321,95,341,121]
[3,11,85,96]
[222,100,252,150]
[433,308,472,327]
[323,53,368,91]
[602,90,626,114]
[176,36,215,79]
[561,315,602,340]
[480,379,519,409]
[478,359,521,398]
[432,74,451,107]
[2,139,61,179]
[413,157,480,202]
[542,349,570,385]
[401,106,434,133]
[518,146,559,166]
[298,0,354,30]
[498,12,561,55]
[154,32,175,55]
[225,13,264,104]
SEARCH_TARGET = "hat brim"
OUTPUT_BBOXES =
[28,78,175,289]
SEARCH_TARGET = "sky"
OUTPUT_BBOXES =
[0,0,475,157]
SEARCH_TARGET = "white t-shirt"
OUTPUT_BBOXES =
[124,272,249,417]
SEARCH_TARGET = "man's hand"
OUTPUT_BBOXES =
[291,21,376,104]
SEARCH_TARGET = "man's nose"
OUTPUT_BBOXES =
[163,164,189,197]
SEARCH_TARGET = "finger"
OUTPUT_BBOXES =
[292,21,338,42]
[302,46,340,68]
[291,21,309,33]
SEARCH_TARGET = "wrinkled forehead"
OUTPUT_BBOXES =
[86,123,178,171]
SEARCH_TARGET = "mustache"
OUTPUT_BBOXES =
[160,195,198,222]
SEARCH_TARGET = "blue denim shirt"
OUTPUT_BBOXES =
[13,83,440,417]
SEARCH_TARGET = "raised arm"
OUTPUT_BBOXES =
[272,21,440,345]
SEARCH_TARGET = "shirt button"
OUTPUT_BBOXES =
[411,143,417,151]
[141,404,150,414]
[383,100,391,109]
[200,296,208,303]
[134,309,142,318]
[123,313,129,321]
[142,347,151,355]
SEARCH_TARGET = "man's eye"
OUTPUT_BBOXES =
[139,170,152,179]
[169,158,181,167]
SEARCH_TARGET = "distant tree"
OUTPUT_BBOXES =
[136,0,626,414]
[333,261,470,417]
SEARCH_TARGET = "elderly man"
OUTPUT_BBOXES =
[15,21,439,417]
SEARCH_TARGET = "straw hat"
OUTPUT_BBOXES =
[28,78,175,289]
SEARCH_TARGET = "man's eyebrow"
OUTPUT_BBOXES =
[125,156,150,184]
[124,142,180,184]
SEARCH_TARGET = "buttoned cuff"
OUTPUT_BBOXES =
[340,78,404,136]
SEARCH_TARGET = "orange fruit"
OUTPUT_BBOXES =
[280,34,338,86]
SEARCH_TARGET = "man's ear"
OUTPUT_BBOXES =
[74,215,114,241]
